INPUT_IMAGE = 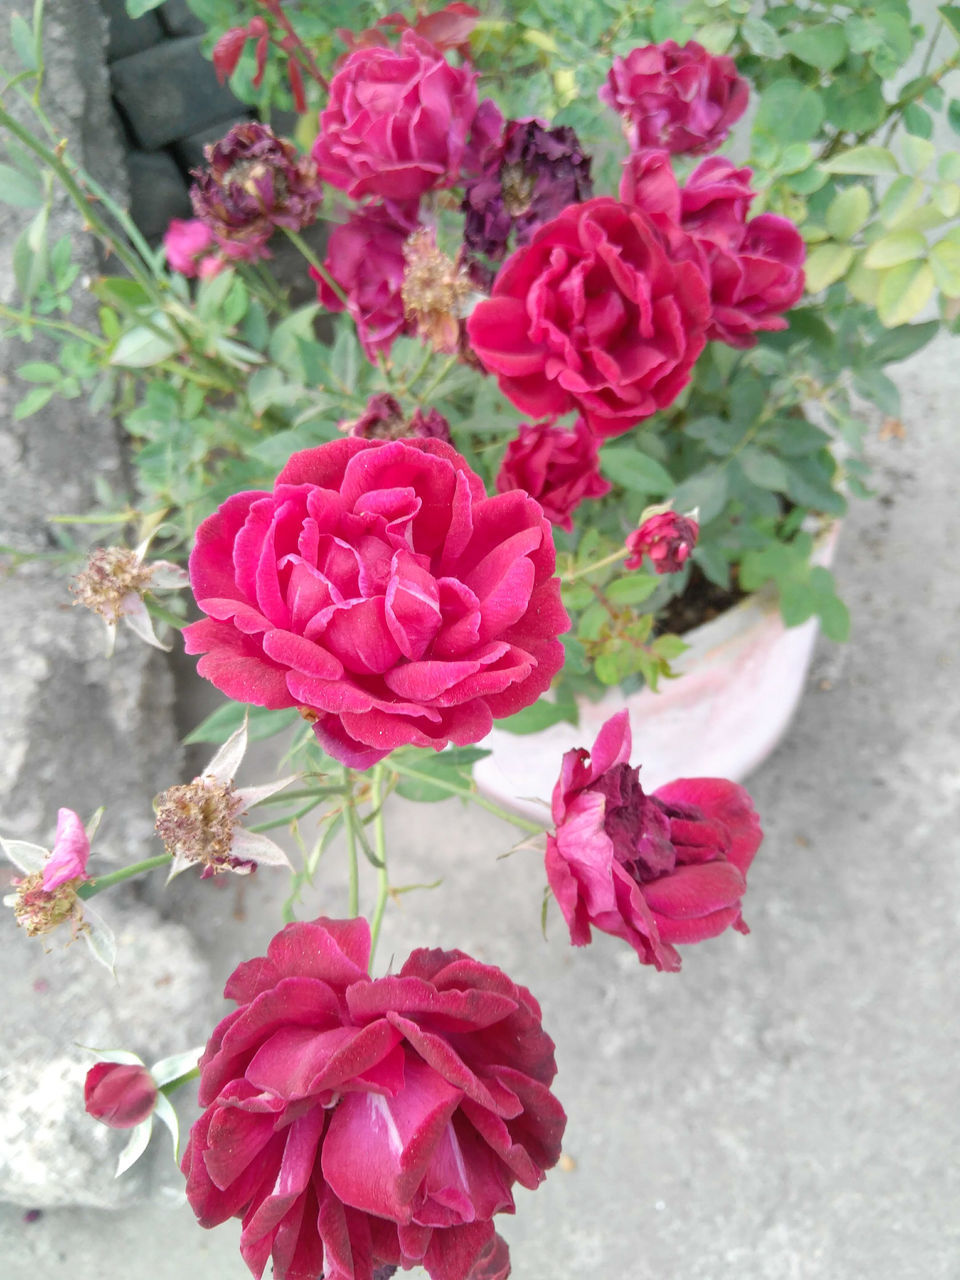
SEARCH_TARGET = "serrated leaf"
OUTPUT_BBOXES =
[13,206,48,303]
[741,16,784,56]
[109,324,180,368]
[183,702,298,746]
[599,448,674,494]
[949,99,960,136]
[0,162,43,207]
[14,386,55,420]
[495,697,578,735]
[754,79,825,144]
[902,103,933,139]
[877,261,935,326]
[739,447,789,491]
[822,146,899,176]
[868,321,939,364]
[932,183,960,217]
[863,231,927,269]
[825,186,871,240]
[939,152,960,181]
[783,23,847,70]
[930,236,960,296]
[804,242,855,292]
[879,176,926,227]
[605,575,659,605]
[10,11,37,70]
[939,4,960,43]
[902,135,935,175]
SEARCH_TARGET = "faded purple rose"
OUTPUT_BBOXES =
[496,417,610,532]
[342,395,452,444]
[313,31,496,202]
[190,122,322,257]
[599,40,748,156]
[545,711,763,971]
[182,916,565,1280]
[311,204,417,362]
[624,510,699,574]
[408,407,452,442]
[463,119,593,261]
[84,1062,158,1130]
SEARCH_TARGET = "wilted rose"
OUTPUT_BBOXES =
[183,438,568,769]
[182,916,565,1280]
[545,711,763,971]
[624,509,699,574]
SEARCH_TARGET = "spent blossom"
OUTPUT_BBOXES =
[71,540,188,655]
[153,718,295,880]
[342,394,452,443]
[402,228,474,354]
[625,506,700,574]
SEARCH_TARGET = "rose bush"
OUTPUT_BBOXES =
[184,438,568,769]
[183,916,565,1280]
[545,712,763,971]
[599,40,748,156]
[312,30,497,202]
[467,197,711,438]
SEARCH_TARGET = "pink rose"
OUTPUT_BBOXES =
[545,711,763,971]
[182,916,565,1280]
[163,218,224,279]
[312,204,417,362]
[42,807,91,891]
[84,1062,158,1129]
[624,510,699,574]
[496,417,610,532]
[183,438,569,770]
[467,197,711,439]
[599,40,748,156]
[313,31,488,201]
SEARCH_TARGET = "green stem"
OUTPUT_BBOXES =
[418,353,459,403]
[368,765,390,966]
[564,547,630,583]
[283,228,350,308]
[0,302,106,347]
[159,1066,200,1095]
[390,762,544,834]
[77,853,172,898]
[342,767,360,916]
[399,344,435,395]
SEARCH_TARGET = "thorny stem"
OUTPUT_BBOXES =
[418,353,460,403]
[342,767,360,917]
[389,762,544,834]
[283,227,350,308]
[258,0,330,92]
[368,765,390,966]
[77,854,173,899]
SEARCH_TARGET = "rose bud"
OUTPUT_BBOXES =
[84,1062,158,1130]
[624,508,699,574]
[496,417,610,532]
[463,118,594,261]
[599,39,748,156]
[190,121,322,258]
[545,710,763,972]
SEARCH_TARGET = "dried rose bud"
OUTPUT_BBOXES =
[407,406,452,442]
[190,121,322,257]
[401,228,473,354]
[71,543,188,655]
[625,508,700,574]
[463,118,594,260]
[154,720,294,879]
[341,392,406,439]
[84,1062,158,1130]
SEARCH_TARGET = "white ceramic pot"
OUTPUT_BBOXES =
[474,524,841,821]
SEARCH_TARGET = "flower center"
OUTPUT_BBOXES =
[71,548,153,623]
[590,764,676,883]
[11,872,83,937]
[154,777,239,871]
[501,163,536,216]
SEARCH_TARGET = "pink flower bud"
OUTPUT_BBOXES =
[625,510,699,574]
[84,1062,158,1129]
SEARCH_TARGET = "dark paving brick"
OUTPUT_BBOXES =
[100,0,164,62]
[158,0,205,37]
[111,36,239,151]
[126,148,192,239]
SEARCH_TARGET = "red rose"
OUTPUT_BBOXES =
[182,917,566,1280]
[311,204,417,362]
[599,40,748,156]
[467,198,711,439]
[313,31,487,201]
[496,417,610,532]
[84,1062,158,1129]
[624,510,699,574]
[545,711,763,971]
[183,438,568,770]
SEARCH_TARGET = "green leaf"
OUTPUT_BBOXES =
[13,386,54,420]
[17,361,60,383]
[939,5,960,43]
[902,135,935,175]
[10,11,37,70]
[876,261,935,326]
[109,323,180,368]
[13,205,48,303]
[754,79,825,144]
[809,566,850,641]
[0,162,43,207]
[605,575,659,605]
[495,697,579,735]
[930,236,960,296]
[125,0,166,15]
[804,242,855,292]
[878,175,926,227]
[868,321,939,364]
[739,447,789,491]
[852,367,900,415]
[183,703,300,746]
[783,23,847,70]
[822,146,899,176]
[393,749,491,803]
[825,185,871,240]
[902,103,933,139]
[741,16,784,56]
[599,448,674,495]
[863,231,926,269]
[671,466,729,524]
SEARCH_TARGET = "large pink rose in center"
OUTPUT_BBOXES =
[184,439,569,769]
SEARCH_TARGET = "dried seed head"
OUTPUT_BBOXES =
[10,871,84,938]
[71,548,154,624]
[154,777,251,877]
[401,229,472,354]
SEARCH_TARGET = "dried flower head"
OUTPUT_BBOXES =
[340,393,453,443]
[624,505,700,574]
[154,718,295,879]
[402,228,473,353]
[71,541,188,655]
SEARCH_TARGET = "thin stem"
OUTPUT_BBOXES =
[390,762,544,834]
[283,228,350,307]
[564,547,630,583]
[342,766,360,916]
[0,302,107,347]
[159,1066,200,1095]
[77,853,172,898]
[368,765,390,966]
[259,0,330,91]
[399,344,435,395]
[418,353,459,403]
